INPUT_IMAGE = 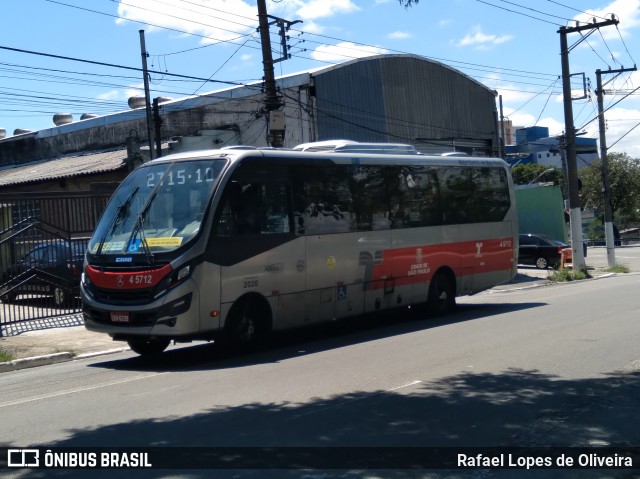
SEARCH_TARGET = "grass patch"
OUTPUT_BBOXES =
[547,268,591,282]
[603,264,630,273]
[0,347,15,363]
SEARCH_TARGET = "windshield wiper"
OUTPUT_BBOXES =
[131,211,154,265]
[96,186,139,257]
[127,168,169,264]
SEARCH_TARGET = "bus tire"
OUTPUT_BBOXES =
[127,337,171,356]
[427,270,456,316]
[224,297,271,350]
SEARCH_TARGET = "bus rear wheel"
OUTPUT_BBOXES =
[224,298,271,350]
[127,337,171,356]
[427,271,456,316]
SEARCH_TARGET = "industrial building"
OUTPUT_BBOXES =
[0,54,501,191]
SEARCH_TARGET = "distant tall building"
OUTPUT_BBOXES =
[505,126,597,169]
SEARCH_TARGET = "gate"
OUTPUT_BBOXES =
[0,191,112,327]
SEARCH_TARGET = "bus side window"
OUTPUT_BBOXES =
[293,166,355,235]
[260,183,291,234]
[214,181,291,237]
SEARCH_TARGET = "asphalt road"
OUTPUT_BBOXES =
[1,272,640,479]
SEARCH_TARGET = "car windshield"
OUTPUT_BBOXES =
[89,159,225,256]
[538,235,567,247]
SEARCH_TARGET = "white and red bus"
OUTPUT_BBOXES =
[81,142,517,355]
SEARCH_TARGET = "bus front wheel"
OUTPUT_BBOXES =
[224,298,271,349]
[127,337,170,356]
[427,271,456,316]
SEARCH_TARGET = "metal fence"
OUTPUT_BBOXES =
[0,191,113,327]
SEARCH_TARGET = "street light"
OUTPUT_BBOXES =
[528,167,556,184]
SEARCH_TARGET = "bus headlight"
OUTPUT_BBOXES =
[154,263,193,299]
[175,265,191,283]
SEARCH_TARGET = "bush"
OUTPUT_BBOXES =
[604,264,630,273]
[0,347,15,363]
[547,268,590,282]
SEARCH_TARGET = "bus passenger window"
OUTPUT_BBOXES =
[215,181,291,237]
[233,184,261,234]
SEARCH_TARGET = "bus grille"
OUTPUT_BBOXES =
[90,286,157,305]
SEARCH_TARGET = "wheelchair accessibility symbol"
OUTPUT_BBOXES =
[337,285,347,301]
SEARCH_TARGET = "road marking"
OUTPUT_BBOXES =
[286,380,422,421]
[0,372,167,409]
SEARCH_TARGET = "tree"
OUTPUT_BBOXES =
[511,164,564,187]
[398,0,419,6]
[579,152,640,228]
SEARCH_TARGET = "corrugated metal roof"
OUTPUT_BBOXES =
[0,149,127,186]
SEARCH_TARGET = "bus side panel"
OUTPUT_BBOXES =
[464,220,516,293]
[219,237,306,330]
[196,262,222,333]
[304,231,390,320]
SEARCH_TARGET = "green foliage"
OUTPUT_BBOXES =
[0,347,15,363]
[586,218,604,240]
[579,152,640,228]
[512,164,564,187]
[603,264,630,273]
[547,268,590,282]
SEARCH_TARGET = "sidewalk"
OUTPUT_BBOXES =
[0,266,618,372]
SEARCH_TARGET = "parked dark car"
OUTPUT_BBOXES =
[0,240,87,306]
[518,233,572,269]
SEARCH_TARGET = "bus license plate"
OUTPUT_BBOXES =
[110,312,130,323]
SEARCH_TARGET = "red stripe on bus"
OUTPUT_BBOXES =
[370,238,514,289]
[85,264,173,290]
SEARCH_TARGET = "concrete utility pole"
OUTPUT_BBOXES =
[558,17,618,272]
[257,0,284,147]
[596,66,637,268]
[139,30,155,160]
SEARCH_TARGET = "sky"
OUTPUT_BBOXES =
[1,0,640,157]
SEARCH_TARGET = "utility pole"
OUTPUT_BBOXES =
[153,97,163,159]
[595,66,636,267]
[257,0,284,147]
[499,95,506,158]
[558,17,618,272]
[139,30,155,160]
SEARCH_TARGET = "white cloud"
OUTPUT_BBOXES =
[388,31,412,39]
[573,0,640,38]
[439,19,452,27]
[116,0,257,44]
[589,107,640,157]
[456,26,513,49]
[311,42,388,62]
[294,0,360,20]
[536,117,565,137]
[98,85,145,103]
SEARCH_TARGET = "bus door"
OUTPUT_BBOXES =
[293,164,367,323]
[211,163,306,330]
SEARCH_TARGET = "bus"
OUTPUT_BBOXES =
[81,142,517,356]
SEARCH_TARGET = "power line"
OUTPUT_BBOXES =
[114,0,256,45]
[472,0,561,26]
[492,0,573,23]
[45,0,263,53]
[608,121,640,149]
[0,44,245,87]
[577,84,640,130]
[543,0,609,21]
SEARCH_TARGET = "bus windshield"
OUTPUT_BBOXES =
[89,159,226,257]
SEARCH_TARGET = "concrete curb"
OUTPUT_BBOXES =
[0,352,74,373]
[0,347,130,374]
[486,271,625,294]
